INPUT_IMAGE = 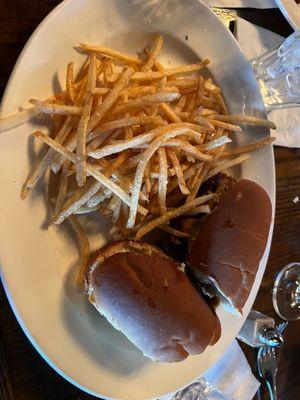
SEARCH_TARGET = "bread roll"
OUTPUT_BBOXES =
[189,180,272,311]
[86,240,221,362]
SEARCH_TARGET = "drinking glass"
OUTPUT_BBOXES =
[272,263,300,321]
[250,30,300,109]
[172,378,233,400]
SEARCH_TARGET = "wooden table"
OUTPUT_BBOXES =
[0,2,299,399]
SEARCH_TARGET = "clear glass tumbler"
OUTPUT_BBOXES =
[172,378,233,400]
[250,30,300,109]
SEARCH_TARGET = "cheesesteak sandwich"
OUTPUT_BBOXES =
[85,240,221,362]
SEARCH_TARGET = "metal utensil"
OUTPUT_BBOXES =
[257,346,278,400]
[259,321,288,348]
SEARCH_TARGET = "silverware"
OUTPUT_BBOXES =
[259,326,284,348]
[257,346,278,400]
[259,321,288,348]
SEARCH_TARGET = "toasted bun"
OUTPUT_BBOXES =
[189,180,272,312]
[85,240,221,362]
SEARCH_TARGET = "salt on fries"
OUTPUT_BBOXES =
[0,35,276,285]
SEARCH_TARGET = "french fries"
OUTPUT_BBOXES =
[21,116,75,199]
[212,114,276,129]
[111,91,180,117]
[107,60,210,83]
[186,163,208,202]
[209,119,242,132]
[159,225,190,239]
[78,43,142,65]
[221,136,275,157]
[158,148,168,214]
[163,139,212,162]
[204,154,251,182]
[98,115,163,131]
[67,215,91,287]
[55,178,102,224]
[30,100,82,115]
[185,204,211,215]
[33,131,148,216]
[76,92,93,186]
[136,194,215,239]
[88,67,134,131]
[0,35,276,285]
[142,35,163,71]
[88,130,158,159]
[66,62,76,102]
[0,108,38,133]
[167,149,189,195]
[127,125,202,228]
[54,160,71,217]
[159,102,181,123]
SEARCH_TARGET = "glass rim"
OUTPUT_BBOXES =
[272,262,300,321]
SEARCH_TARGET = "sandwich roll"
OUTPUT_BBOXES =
[86,240,221,362]
[189,179,272,312]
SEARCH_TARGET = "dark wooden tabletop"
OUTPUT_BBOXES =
[0,1,299,399]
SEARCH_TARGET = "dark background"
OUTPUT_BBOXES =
[0,1,299,399]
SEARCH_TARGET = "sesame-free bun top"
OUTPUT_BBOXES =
[189,180,272,311]
[86,240,221,362]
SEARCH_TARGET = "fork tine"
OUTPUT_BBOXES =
[257,345,278,400]
[270,347,276,356]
